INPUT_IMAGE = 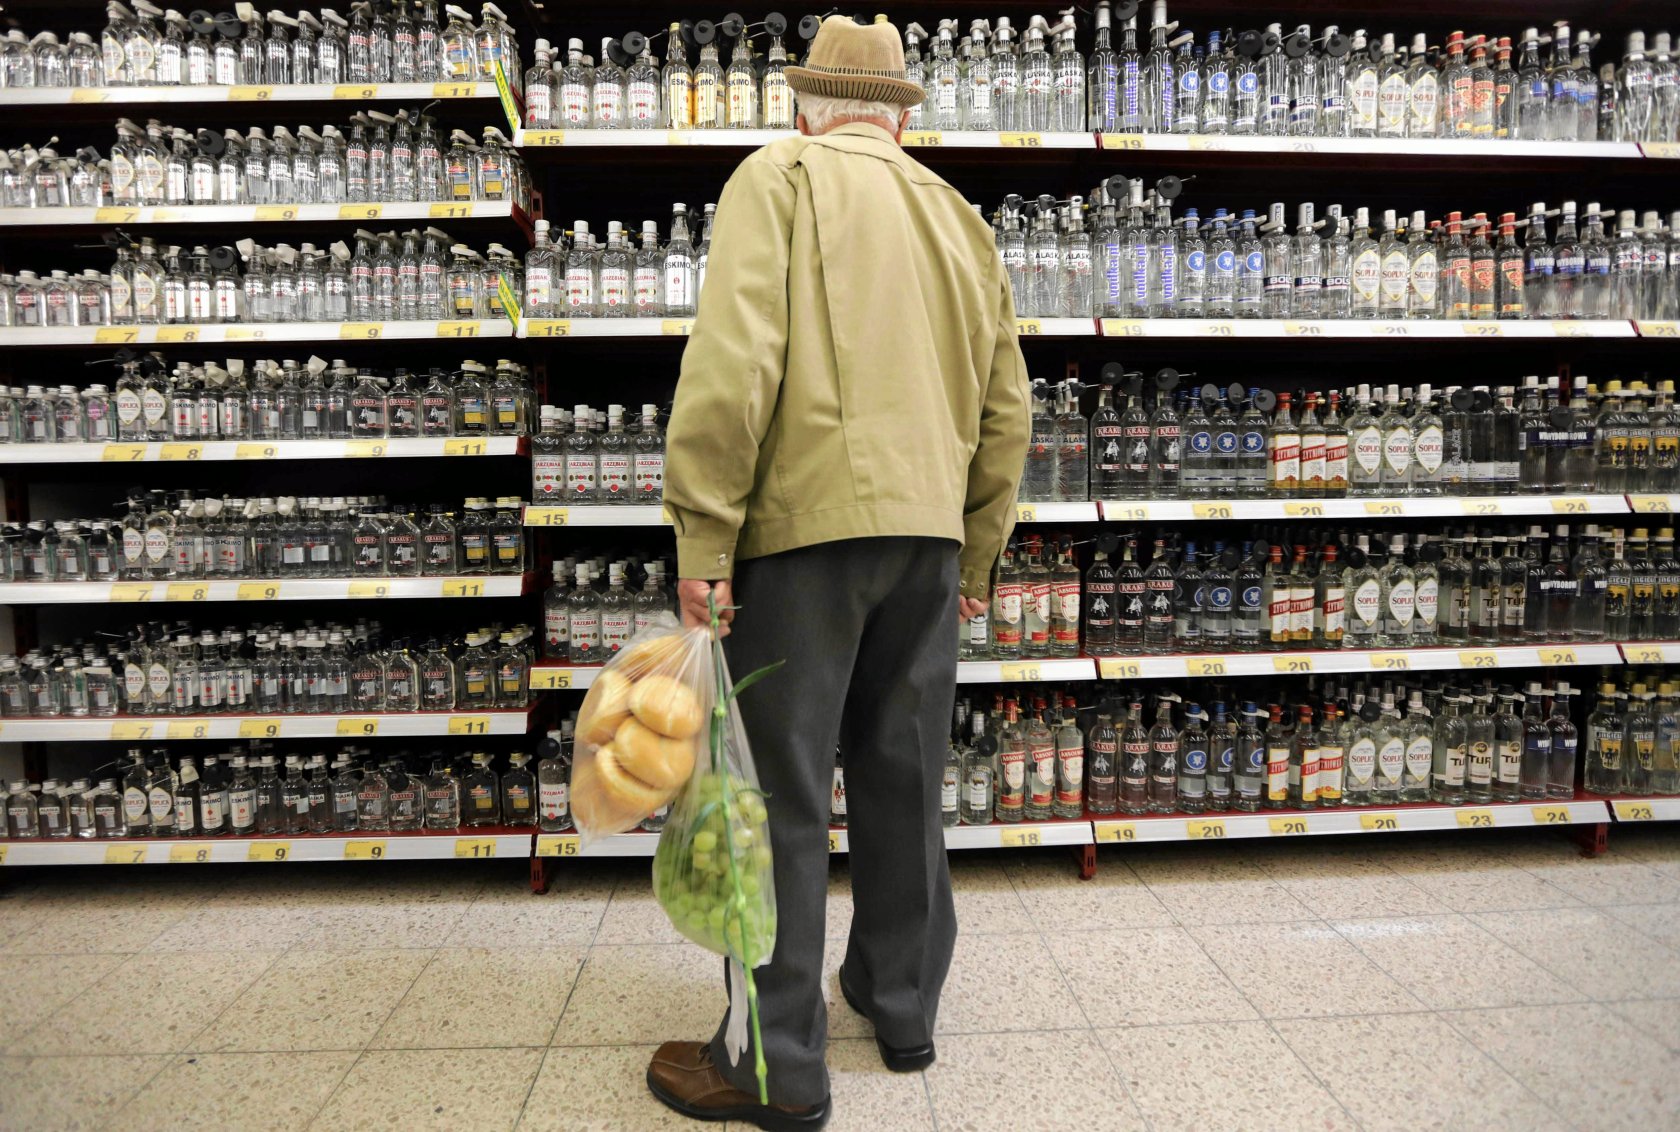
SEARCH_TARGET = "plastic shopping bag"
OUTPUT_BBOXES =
[570,614,711,844]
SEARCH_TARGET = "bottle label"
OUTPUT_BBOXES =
[1346,737,1376,785]
[1299,430,1326,485]
[1386,579,1415,626]
[1353,425,1383,476]
[599,454,631,498]
[539,782,569,819]
[599,267,630,310]
[1029,742,1055,806]
[532,453,565,498]
[1404,734,1433,782]
[1415,577,1439,628]
[565,454,598,496]
[1379,250,1410,305]
[1377,737,1404,784]
[1324,434,1349,487]
[1352,578,1381,628]
[634,453,665,497]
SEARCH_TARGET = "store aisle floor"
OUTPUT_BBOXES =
[3,827,1680,1131]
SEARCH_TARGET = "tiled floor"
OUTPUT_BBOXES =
[3,826,1680,1131]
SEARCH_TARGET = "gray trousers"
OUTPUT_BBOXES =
[706,536,960,1106]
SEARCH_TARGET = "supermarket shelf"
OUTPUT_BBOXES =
[532,821,1090,858]
[956,658,1099,684]
[1636,321,1680,338]
[0,81,500,106]
[0,201,517,228]
[1606,797,1680,822]
[1093,642,1622,681]
[1091,799,1607,843]
[1015,502,1101,523]
[1628,496,1680,514]
[0,574,532,604]
[0,828,530,866]
[1095,132,1645,160]
[537,830,654,857]
[529,664,598,691]
[516,128,1094,150]
[1098,494,1630,522]
[0,436,524,464]
[1621,643,1680,665]
[1098,318,1638,339]
[0,708,535,742]
[523,504,670,527]
[521,316,1094,339]
[0,320,509,347]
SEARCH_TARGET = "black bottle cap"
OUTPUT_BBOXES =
[1325,30,1352,58]
[692,19,716,45]
[1154,367,1181,392]
[1283,31,1311,58]
[1155,175,1185,201]
[1550,406,1572,428]
[764,12,788,37]
[1103,174,1130,202]
[1254,388,1278,412]
[213,11,244,37]
[1360,701,1381,723]
[1344,545,1367,569]
[1200,382,1223,404]
[1113,0,1140,18]
[1472,390,1494,412]
[622,29,648,56]
[1235,29,1265,57]
[604,37,632,67]
[719,12,746,38]
[1452,389,1475,411]
[797,14,822,40]
[1227,381,1246,405]
[195,128,225,155]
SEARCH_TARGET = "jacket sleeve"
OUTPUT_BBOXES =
[663,154,796,581]
[959,268,1031,600]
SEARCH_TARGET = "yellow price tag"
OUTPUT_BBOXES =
[447,715,491,736]
[529,668,574,691]
[443,438,486,456]
[1456,809,1495,828]
[1269,816,1310,835]
[1016,504,1038,522]
[435,320,479,337]
[432,82,479,97]
[236,582,280,601]
[1360,813,1401,831]
[827,831,842,852]
[1095,822,1137,842]
[1101,132,1146,150]
[228,85,273,100]
[526,507,569,526]
[339,323,383,339]
[1626,646,1669,664]
[1185,819,1226,839]
[1458,651,1499,669]
[1101,319,1147,337]
[336,719,380,736]
[338,203,385,220]
[901,131,943,146]
[165,583,209,602]
[1370,653,1410,671]
[1273,656,1314,673]
[238,720,282,739]
[1363,502,1403,516]
[347,581,391,599]
[661,319,695,335]
[247,842,291,861]
[1537,647,1577,665]
[539,835,581,857]
[109,583,153,603]
[253,205,298,222]
[659,505,675,525]
[158,443,202,461]
[526,319,572,337]
[0,846,8,864]
[1105,504,1152,520]
[1461,500,1503,516]
[1461,324,1504,337]
[1533,804,1573,824]
[1642,143,1680,159]
[1283,322,1325,336]
[94,327,140,344]
[169,844,213,863]
[332,83,379,100]
[1284,502,1324,517]
[999,827,1043,847]
[1197,322,1237,337]
[235,443,278,460]
[165,721,209,739]
[221,326,269,340]
[110,721,153,740]
[95,207,140,223]
[441,579,486,598]
[343,441,386,458]
[1192,503,1233,520]
[1188,658,1227,677]
[1187,135,1230,151]
[106,845,149,864]
[1551,498,1589,514]
[101,444,147,461]
[1373,324,1411,336]
[1099,659,1142,679]
[153,326,199,343]
[429,202,475,219]
[343,840,387,859]
[71,88,113,103]
[1550,320,1592,338]
[998,662,1043,682]
[998,132,1044,147]
[524,130,566,146]
[1015,319,1043,335]
[1614,801,1657,821]
[454,838,497,858]
[1637,321,1679,337]
[1629,496,1674,514]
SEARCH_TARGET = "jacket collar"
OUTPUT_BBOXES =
[812,121,908,163]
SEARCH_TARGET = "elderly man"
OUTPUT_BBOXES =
[646,16,1030,1131]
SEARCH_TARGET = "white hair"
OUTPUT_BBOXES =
[795,91,907,133]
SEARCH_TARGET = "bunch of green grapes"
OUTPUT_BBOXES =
[654,772,777,961]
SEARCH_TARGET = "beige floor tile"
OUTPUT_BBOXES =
[1379,844,1587,912]
[1330,914,1585,1010]
[1257,853,1452,919]
[0,953,126,1041]
[1190,921,1426,1019]
[926,1030,1147,1132]
[1605,828,1680,879]
[594,885,689,945]
[312,1046,544,1132]
[1442,1003,1680,1131]
[442,882,612,948]
[1127,851,1318,924]
[825,863,855,941]
[1003,854,1176,932]
[820,1038,936,1132]
[1601,902,1680,952]
[1470,907,1680,999]
[552,943,725,1046]
[1507,845,1680,906]
[949,857,1036,935]
[12,949,281,1056]
[115,1050,355,1131]
[1046,927,1259,1028]
[193,948,430,1052]
[1603,998,1680,1053]
[372,947,584,1049]
[143,905,317,951]
[819,939,873,1040]
[1273,1013,1568,1131]
[516,1045,699,1131]
[0,892,200,954]
[292,902,473,949]
[0,1054,169,1131]
[936,932,1085,1034]
[1097,1021,1356,1132]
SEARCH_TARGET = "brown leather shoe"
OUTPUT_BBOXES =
[646,1041,831,1131]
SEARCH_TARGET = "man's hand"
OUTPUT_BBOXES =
[679,579,735,637]
[959,595,988,621]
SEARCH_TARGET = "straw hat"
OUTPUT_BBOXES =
[784,16,926,107]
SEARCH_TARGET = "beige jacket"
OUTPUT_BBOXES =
[664,121,1030,599]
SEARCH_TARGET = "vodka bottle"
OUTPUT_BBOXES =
[1020,382,1056,501]
[1375,33,1407,137]
[1290,203,1323,317]
[1235,209,1264,316]
[1348,31,1380,137]
[1283,25,1317,137]
[1171,33,1198,133]
[1257,24,1288,135]
[1267,391,1300,497]
[1139,1,1174,134]
[1236,388,1269,497]
[1179,389,1213,498]
[1323,212,1352,318]
[1407,33,1440,137]
[1260,203,1291,317]
[723,29,756,129]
